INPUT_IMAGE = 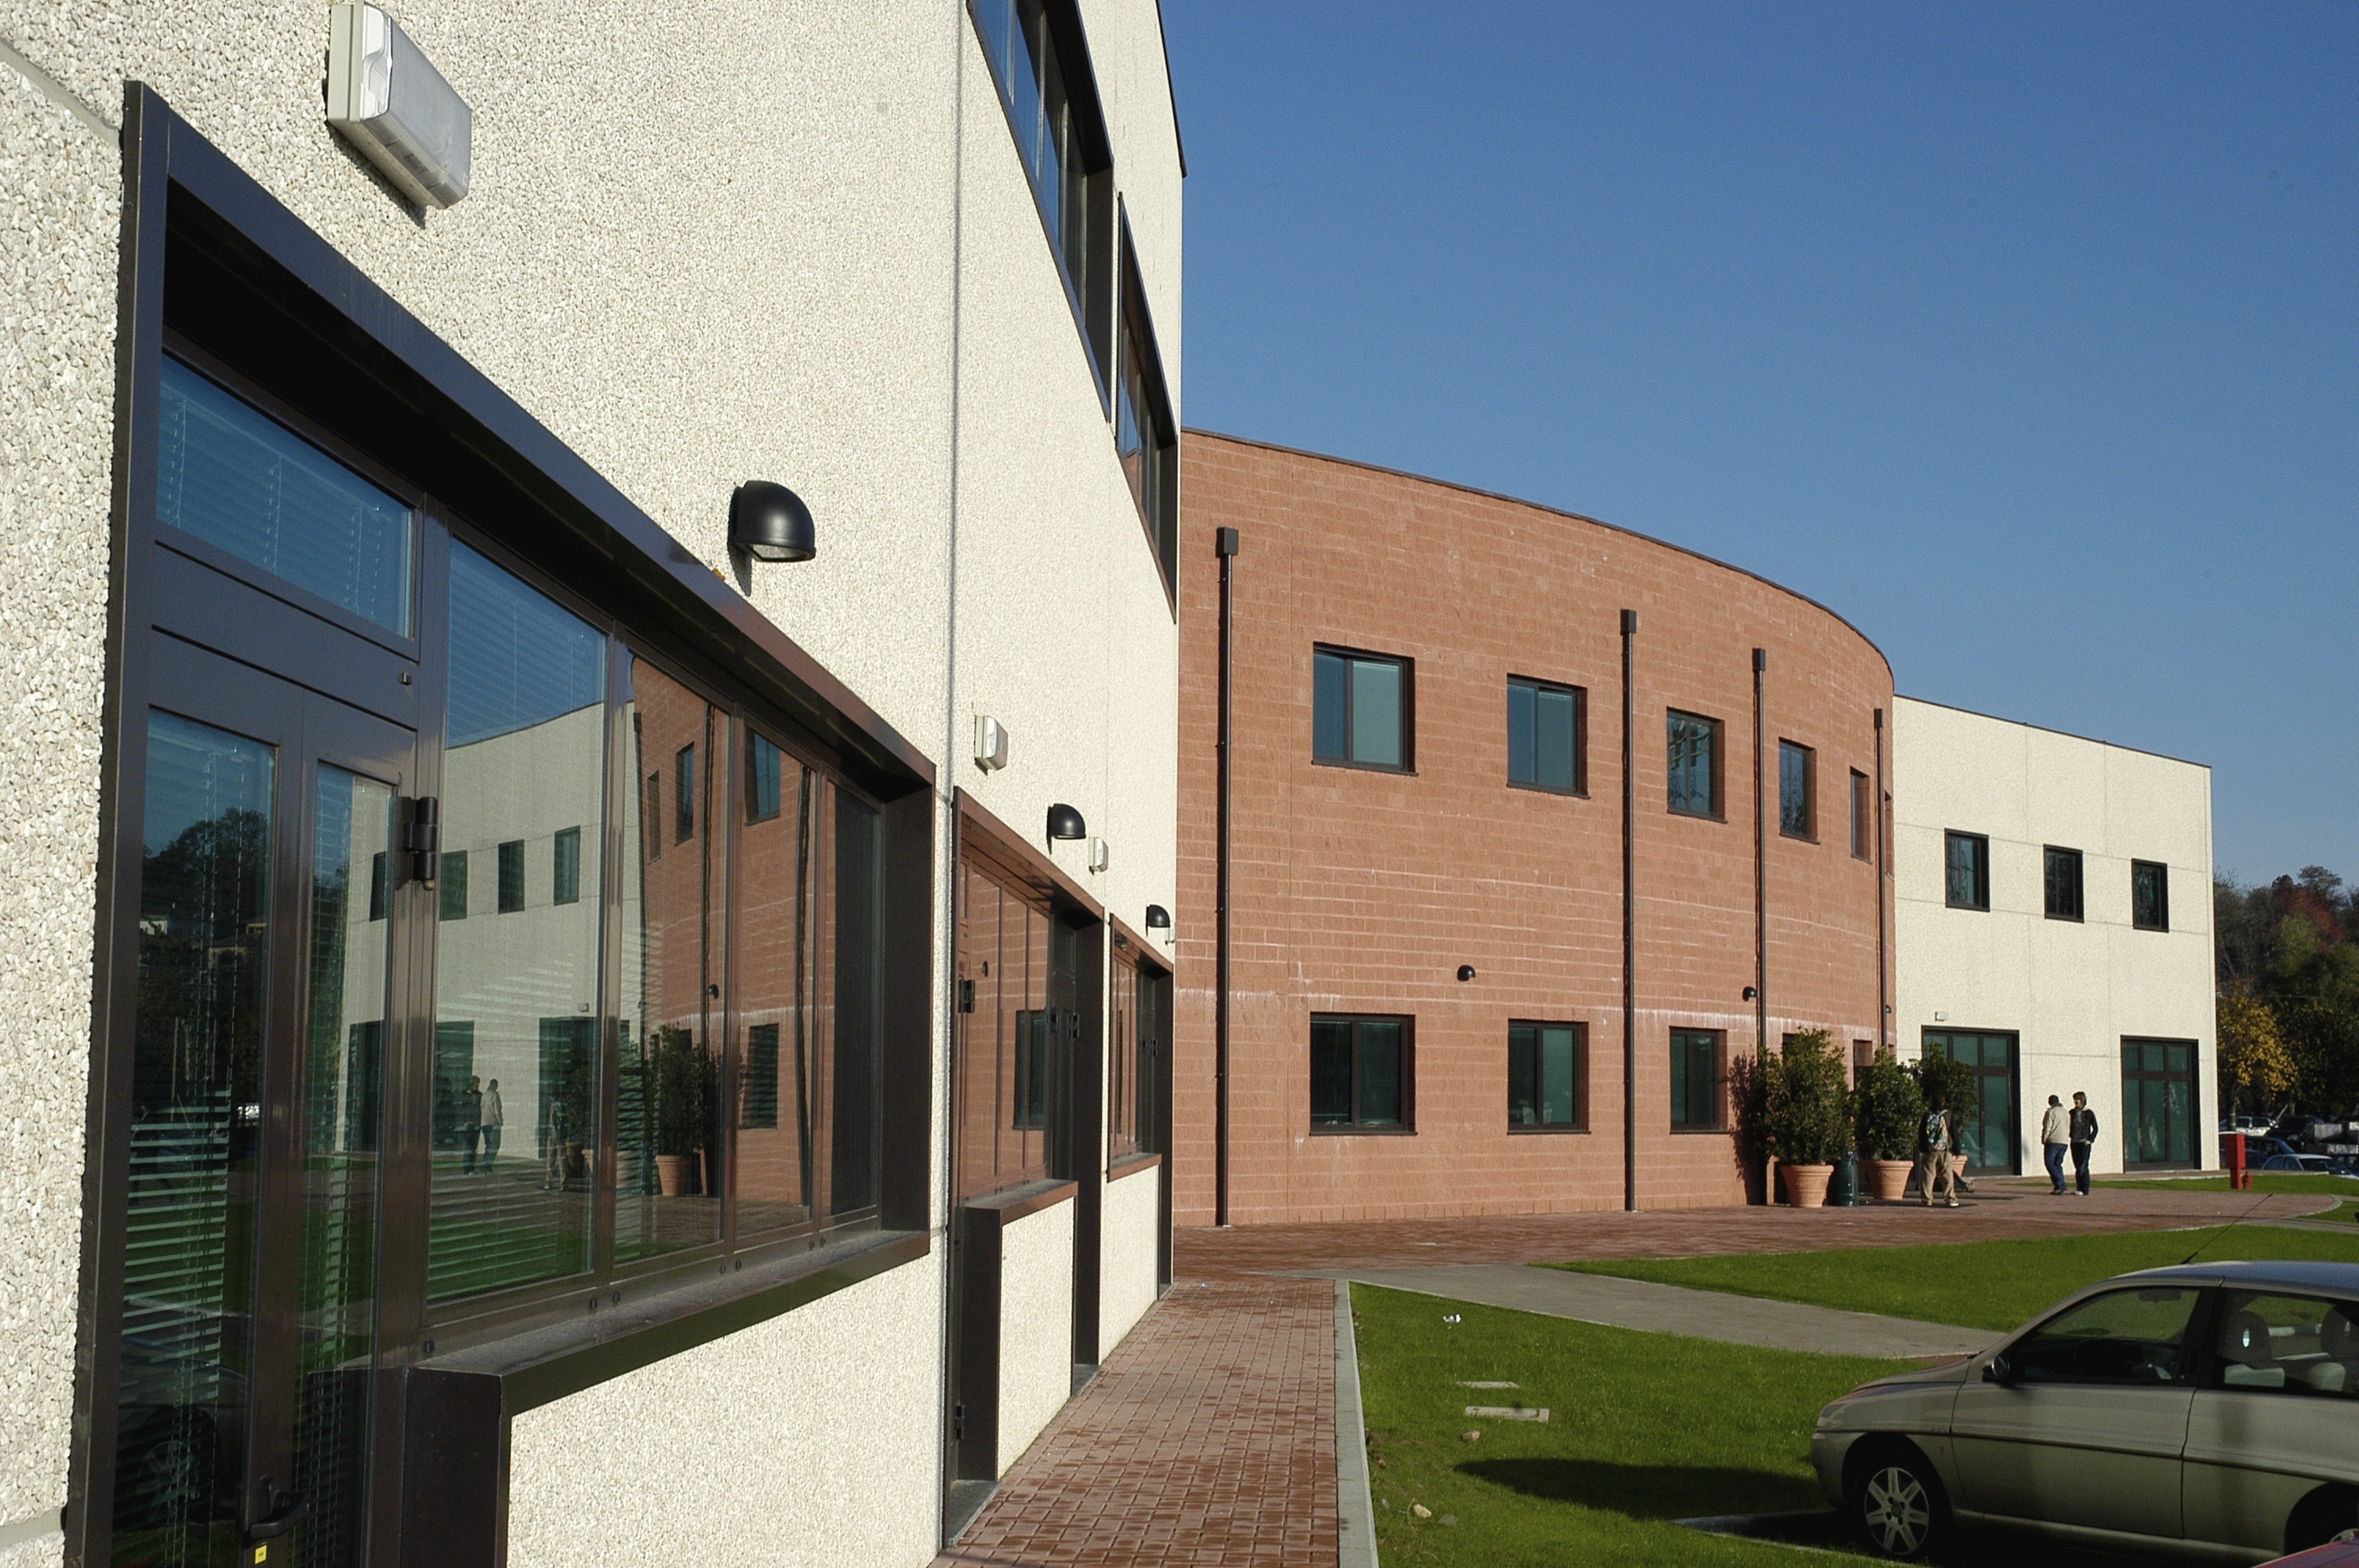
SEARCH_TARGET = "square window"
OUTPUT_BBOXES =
[497,839,525,913]
[1313,647,1412,771]
[1670,1029,1725,1129]
[2132,860,2169,932]
[1310,1014,1412,1131]
[1778,740,1815,840]
[553,826,581,906]
[1507,678,1586,794]
[1508,1022,1585,1129]
[1849,770,1872,860]
[1667,710,1722,818]
[2045,845,2084,922]
[1945,831,1990,910]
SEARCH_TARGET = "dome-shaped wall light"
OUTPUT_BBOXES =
[1144,905,1172,931]
[729,481,816,563]
[1046,804,1086,843]
[1456,964,1478,982]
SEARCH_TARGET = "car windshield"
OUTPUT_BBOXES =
[2011,1287,2201,1385]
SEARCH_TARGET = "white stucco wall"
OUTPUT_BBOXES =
[1893,696,2216,1176]
[507,1252,942,1568]
[994,1197,1076,1476]
[2,0,1178,1554]
[1098,1159,1161,1353]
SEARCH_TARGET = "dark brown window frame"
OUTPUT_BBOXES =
[1507,675,1588,797]
[1777,738,1816,841]
[1848,768,1872,860]
[1666,708,1725,821]
[1945,829,1990,910]
[2044,844,2085,923]
[1114,210,1178,608]
[2131,858,2171,932]
[1308,1012,1416,1134]
[1507,1018,1588,1132]
[1669,1026,1728,1131]
[1312,644,1416,775]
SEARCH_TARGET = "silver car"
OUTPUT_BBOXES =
[1812,1261,2359,1562]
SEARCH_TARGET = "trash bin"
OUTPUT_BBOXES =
[1830,1151,1860,1207]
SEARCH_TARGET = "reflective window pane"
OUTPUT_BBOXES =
[428,545,605,1299]
[1506,682,1537,785]
[618,658,722,1263]
[1535,686,1576,791]
[1540,1025,1577,1126]
[1356,1021,1404,1125]
[158,358,414,636]
[1309,1018,1352,1126]
[735,735,821,1236]
[831,797,883,1214]
[1668,712,1717,817]
[1349,659,1403,768]
[1313,651,1348,761]
[111,711,274,1561]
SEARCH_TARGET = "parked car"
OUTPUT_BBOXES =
[2261,1152,2341,1174]
[1813,1261,2359,1562]
[2245,1137,2304,1167]
[2262,1543,2359,1567]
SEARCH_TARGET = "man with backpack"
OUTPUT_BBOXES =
[2070,1091,2099,1196]
[1917,1094,1960,1208]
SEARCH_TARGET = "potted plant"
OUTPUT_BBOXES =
[652,1026,712,1196]
[1911,1051,1980,1186]
[1852,1047,1925,1200]
[1765,1030,1852,1207]
[1730,1051,1773,1205]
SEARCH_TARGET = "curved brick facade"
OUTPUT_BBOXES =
[1175,434,1896,1224]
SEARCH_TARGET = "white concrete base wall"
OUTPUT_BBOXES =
[507,1254,942,1568]
[0,1530,64,1568]
[994,1200,1074,1476]
[1098,1163,1160,1354]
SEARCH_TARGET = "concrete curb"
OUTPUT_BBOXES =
[1334,1279,1380,1568]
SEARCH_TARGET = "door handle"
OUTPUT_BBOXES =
[249,1475,310,1540]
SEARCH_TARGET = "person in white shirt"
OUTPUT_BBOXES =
[2041,1094,2072,1195]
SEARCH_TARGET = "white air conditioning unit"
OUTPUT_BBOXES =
[326,5,472,209]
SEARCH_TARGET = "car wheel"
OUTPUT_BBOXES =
[1850,1444,1947,1559]
[2288,1486,2359,1553]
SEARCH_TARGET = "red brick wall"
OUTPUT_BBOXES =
[1174,434,1895,1225]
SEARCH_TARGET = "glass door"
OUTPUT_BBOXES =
[2123,1038,2198,1169]
[1923,1029,2021,1176]
[107,638,416,1568]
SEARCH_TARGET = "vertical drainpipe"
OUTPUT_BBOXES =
[1215,526,1238,1227]
[1753,649,1768,1067]
[1875,706,1889,1051]
[1620,608,1639,1213]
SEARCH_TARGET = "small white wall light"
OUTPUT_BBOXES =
[974,716,1009,773]
[327,5,473,209]
[1087,837,1110,874]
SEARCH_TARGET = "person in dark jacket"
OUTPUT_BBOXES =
[2070,1091,2099,1196]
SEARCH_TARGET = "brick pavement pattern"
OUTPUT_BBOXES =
[936,1186,2332,1566]
[935,1276,1336,1568]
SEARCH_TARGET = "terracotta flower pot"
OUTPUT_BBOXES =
[1782,1163,1834,1208]
[655,1153,691,1197]
[1865,1159,1914,1202]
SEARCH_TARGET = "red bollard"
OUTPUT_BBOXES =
[2224,1132,2248,1191]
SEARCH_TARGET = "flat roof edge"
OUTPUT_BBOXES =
[1892,694,2211,772]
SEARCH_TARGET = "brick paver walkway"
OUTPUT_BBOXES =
[935,1184,2333,1566]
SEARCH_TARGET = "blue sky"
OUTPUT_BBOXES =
[1162,1,2356,889]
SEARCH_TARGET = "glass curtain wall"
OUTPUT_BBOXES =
[954,856,1056,1197]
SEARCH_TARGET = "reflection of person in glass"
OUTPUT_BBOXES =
[479,1078,503,1171]
[543,1096,571,1191]
[460,1075,484,1174]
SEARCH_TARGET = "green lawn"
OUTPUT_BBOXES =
[1552,1225,2359,1335]
[2103,1171,2359,1221]
[1354,1283,1903,1566]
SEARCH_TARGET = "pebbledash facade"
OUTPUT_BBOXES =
[2,5,1180,1567]
[1173,434,1899,1223]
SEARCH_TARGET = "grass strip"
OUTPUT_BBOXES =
[1354,1282,1901,1566]
[1550,1226,2359,1334]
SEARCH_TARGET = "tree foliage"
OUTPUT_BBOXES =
[1757,1029,1853,1166]
[2216,993,2296,1112]
[1853,1047,1926,1160]
[2215,866,2359,1116]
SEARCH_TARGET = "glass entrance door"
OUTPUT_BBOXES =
[107,639,416,1568]
[1923,1029,2021,1176]
[2122,1038,2198,1169]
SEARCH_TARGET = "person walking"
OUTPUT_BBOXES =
[459,1075,485,1174]
[1917,1095,1960,1208]
[479,1077,504,1173]
[2041,1094,2072,1194]
[2070,1091,2099,1196]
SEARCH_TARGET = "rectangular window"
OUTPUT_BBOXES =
[1778,740,1815,840]
[674,744,696,843]
[552,826,581,905]
[2132,860,2170,931]
[1013,1010,1052,1130]
[1507,1022,1584,1130]
[2122,1036,2197,1168]
[1115,224,1179,596]
[2207,1291,2359,1397]
[743,1024,780,1130]
[2045,845,2084,921]
[1507,677,1585,794]
[1107,942,1141,1161]
[1667,710,1721,818]
[969,0,1114,380]
[1670,1029,1725,1129]
[1945,831,1990,910]
[1310,1014,1412,1131]
[953,859,1063,1199]
[157,354,415,636]
[640,768,661,861]
[497,838,525,913]
[369,849,390,920]
[1849,770,1872,860]
[438,848,468,920]
[746,732,783,824]
[1924,1029,2019,1174]
[1313,646,1411,771]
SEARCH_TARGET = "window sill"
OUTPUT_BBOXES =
[2132,924,2171,934]
[1309,1124,1418,1136]
[1108,1151,1163,1183]
[1508,779,1587,798]
[962,1178,1078,1225]
[1779,829,1817,844]
[2044,913,2085,924]
[1667,807,1725,823]
[1670,1125,1731,1135]
[1507,1124,1590,1135]
[1945,902,1990,913]
[1313,756,1416,777]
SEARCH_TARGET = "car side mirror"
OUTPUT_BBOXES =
[1983,1355,2013,1385]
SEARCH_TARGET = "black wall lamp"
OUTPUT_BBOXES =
[1456,964,1478,982]
[1743,985,1758,1001]
[729,481,816,563]
[1046,804,1086,843]
[1145,904,1172,931]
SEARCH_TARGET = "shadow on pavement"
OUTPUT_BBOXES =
[1459,1455,1819,1521]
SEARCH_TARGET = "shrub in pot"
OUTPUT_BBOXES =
[652,1026,714,1196]
[1852,1048,1925,1200]
[1766,1030,1852,1207]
